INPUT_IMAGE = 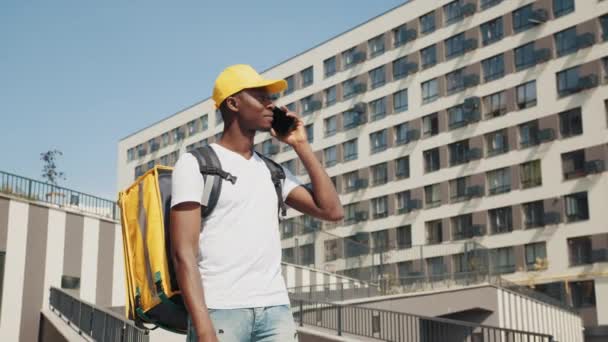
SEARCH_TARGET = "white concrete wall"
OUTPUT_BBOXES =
[42,209,66,310]
[596,276,608,326]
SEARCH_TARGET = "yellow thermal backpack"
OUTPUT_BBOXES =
[118,145,286,334]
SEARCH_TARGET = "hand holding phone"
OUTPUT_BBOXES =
[271,107,297,136]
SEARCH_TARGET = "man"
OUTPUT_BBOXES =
[170,64,344,342]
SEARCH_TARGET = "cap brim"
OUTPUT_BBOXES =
[253,79,287,94]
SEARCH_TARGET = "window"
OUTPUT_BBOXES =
[372,196,388,219]
[368,34,385,57]
[420,11,436,34]
[285,102,295,112]
[446,69,465,94]
[393,57,413,80]
[342,77,360,99]
[324,116,337,137]
[520,160,542,188]
[512,4,535,32]
[284,75,295,95]
[300,95,314,114]
[305,124,314,143]
[372,230,390,252]
[481,0,502,10]
[422,78,439,103]
[423,113,439,136]
[172,127,184,142]
[515,42,536,70]
[187,120,197,136]
[127,148,135,161]
[526,242,547,270]
[299,244,315,265]
[444,0,464,25]
[161,132,170,147]
[445,33,465,59]
[282,247,294,262]
[570,281,596,309]
[481,17,504,45]
[343,110,364,130]
[448,105,467,129]
[200,115,208,131]
[262,139,277,155]
[369,66,386,89]
[321,86,336,108]
[559,108,583,137]
[324,57,337,77]
[568,236,592,265]
[427,257,445,276]
[343,139,358,161]
[452,214,476,240]
[370,97,386,121]
[370,129,388,154]
[449,140,470,166]
[215,109,223,126]
[489,206,513,234]
[425,184,442,208]
[486,129,508,156]
[159,154,169,166]
[395,156,410,179]
[487,167,511,194]
[484,91,507,117]
[493,247,515,274]
[421,44,437,68]
[301,66,313,87]
[450,177,467,201]
[557,66,581,96]
[553,0,574,18]
[524,200,545,228]
[393,89,408,113]
[324,239,339,261]
[134,165,144,178]
[424,148,440,173]
[342,47,361,69]
[371,163,388,186]
[426,219,443,244]
[519,120,540,147]
[564,192,589,222]
[343,203,358,223]
[555,27,577,56]
[324,146,337,167]
[516,80,537,109]
[393,24,413,47]
[395,123,412,145]
[482,54,505,82]
[396,225,412,248]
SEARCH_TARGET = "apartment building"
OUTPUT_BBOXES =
[117,0,608,338]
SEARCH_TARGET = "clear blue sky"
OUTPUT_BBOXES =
[0,0,405,200]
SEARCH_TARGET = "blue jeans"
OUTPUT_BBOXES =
[187,305,298,342]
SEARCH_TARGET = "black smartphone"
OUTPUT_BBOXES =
[272,107,296,136]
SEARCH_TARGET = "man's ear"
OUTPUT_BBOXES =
[225,95,239,113]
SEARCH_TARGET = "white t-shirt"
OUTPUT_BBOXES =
[170,143,302,309]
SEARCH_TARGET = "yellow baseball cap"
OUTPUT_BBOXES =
[212,64,287,108]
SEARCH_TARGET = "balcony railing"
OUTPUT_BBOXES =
[49,287,149,342]
[1,170,120,220]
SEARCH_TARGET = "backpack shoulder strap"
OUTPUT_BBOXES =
[190,145,237,218]
[256,152,287,220]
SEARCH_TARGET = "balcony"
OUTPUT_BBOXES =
[592,249,608,263]
[576,33,596,50]
[463,74,480,88]
[352,51,366,64]
[466,185,484,198]
[396,129,420,145]
[453,225,484,240]
[463,96,481,114]
[543,211,561,225]
[528,8,548,25]
[353,83,367,94]
[537,128,555,143]
[353,102,367,113]
[398,199,421,214]
[461,2,477,16]
[585,160,605,174]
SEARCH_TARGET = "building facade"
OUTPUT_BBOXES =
[117,0,608,337]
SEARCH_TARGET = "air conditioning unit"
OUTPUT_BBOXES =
[463,96,481,113]
[585,160,605,174]
[576,32,596,50]
[528,8,548,24]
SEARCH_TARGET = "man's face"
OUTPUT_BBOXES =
[234,87,275,132]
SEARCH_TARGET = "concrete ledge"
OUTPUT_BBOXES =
[40,308,92,342]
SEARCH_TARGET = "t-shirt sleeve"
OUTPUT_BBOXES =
[170,153,205,208]
[281,165,303,202]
